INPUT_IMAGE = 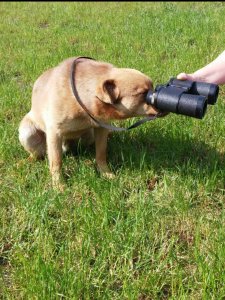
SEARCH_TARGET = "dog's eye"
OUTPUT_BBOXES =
[114,96,122,104]
[138,91,148,99]
[133,91,147,97]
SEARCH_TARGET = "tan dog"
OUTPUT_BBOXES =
[19,57,160,189]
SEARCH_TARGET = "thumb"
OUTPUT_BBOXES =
[177,73,194,81]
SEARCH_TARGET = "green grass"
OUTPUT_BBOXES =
[0,2,225,299]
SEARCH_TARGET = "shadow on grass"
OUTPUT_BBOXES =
[62,123,224,183]
[65,125,224,180]
[108,126,224,179]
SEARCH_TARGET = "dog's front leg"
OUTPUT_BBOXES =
[94,127,115,179]
[46,129,64,190]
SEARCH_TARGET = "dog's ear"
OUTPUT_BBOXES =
[97,79,120,104]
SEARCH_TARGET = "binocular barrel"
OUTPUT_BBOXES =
[169,78,219,105]
[146,78,219,119]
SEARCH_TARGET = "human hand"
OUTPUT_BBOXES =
[177,72,206,82]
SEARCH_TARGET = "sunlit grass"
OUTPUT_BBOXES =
[0,2,225,299]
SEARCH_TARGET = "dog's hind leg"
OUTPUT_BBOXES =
[19,113,46,159]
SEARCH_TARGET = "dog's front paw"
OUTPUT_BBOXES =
[97,163,115,180]
[52,173,65,192]
[53,181,66,192]
[102,171,116,180]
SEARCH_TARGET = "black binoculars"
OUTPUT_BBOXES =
[146,78,219,119]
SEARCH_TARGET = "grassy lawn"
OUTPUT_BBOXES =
[0,2,225,299]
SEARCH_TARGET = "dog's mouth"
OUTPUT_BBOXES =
[158,111,169,117]
[148,110,169,118]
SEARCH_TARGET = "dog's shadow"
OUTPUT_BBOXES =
[64,126,224,181]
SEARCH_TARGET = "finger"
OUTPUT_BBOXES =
[176,72,189,80]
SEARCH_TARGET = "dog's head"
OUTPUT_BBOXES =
[75,60,166,121]
[95,66,162,120]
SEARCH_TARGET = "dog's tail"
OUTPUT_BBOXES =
[19,112,46,158]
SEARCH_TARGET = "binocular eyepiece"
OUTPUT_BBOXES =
[146,78,219,119]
